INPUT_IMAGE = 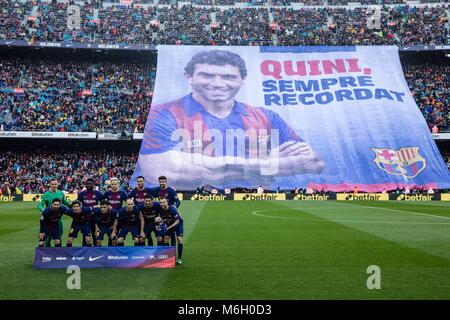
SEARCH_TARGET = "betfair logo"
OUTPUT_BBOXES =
[190,194,226,201]
[396,194,433,201]
[340,194,387,201]
[242,194,276,201]
[293,194,329,201]
[0,195,15,202]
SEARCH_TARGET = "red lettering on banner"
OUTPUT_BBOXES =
[260,58,371,79]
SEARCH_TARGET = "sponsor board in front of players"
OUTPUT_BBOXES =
[72,257,85,261]
[88,256,104,262]
[107,256,129,260]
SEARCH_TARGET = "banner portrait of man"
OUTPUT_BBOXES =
[135,50,325,189]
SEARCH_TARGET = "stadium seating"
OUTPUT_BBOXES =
[0,0,448,191]
[0,1,448,46]
[403,63,449,133]
[0,56,155,132]
[0,150,137,194]
[0,148,448,194]
[0,57,447,133]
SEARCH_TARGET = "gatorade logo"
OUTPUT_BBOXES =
[396,194,434,201]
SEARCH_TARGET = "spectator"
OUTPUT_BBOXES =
[306,187,314,194]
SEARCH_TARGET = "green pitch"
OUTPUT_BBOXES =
[0,200,449,299]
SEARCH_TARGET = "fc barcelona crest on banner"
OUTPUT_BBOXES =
[371,147,426,178]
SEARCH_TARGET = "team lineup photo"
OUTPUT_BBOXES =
[0,0,449,309]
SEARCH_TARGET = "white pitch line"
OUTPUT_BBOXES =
[251,209,450,225]
[336,202,450,220]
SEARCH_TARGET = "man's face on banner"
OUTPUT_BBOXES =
[186,63,244,103]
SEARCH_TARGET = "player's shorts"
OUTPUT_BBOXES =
[39,217,45,233]
[41,225,62,241]
[175,219,184,237]
[96,224,114,241]
[143,224,157,238]
[68,224,92,238]
[157,226,174,238]
[118,225,139,239]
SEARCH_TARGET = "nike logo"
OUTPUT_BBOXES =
[89,255,104,261]
[6,41,13,45]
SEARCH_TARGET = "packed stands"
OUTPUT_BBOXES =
[1,146,449,194]
[0,53,155,133]
[0,149,137,194]
[0,55,447,133]
[0,1,448,46]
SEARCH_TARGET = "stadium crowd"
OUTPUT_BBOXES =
[1,148,449,196]
[404,63,449,133]
[0,56,448,133]
[0,0,448,196]
[0,150,137,194]
[0,1,448,46]
[0,56,155,132]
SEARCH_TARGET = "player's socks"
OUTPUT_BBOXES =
[177,243,183,259]
[55,243,61,247]
[118,242,124,246]
[38,243,44,248]
[148,238,153,246]
[66,243,72,247]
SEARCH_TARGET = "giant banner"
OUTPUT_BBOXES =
[132,46,450,192]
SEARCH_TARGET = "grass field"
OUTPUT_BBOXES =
[0,200,449,299]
